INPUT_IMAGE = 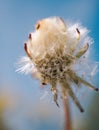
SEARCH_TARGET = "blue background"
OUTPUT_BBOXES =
[0,0,99,130]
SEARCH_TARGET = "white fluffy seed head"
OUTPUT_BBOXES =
[16,16,98,112]
[17,17,94,76]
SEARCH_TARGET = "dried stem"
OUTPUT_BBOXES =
[62,92,72,130]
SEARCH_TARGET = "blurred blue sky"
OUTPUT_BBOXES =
[0,0,99,130]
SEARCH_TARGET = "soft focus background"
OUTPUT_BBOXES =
[0,0,99,130]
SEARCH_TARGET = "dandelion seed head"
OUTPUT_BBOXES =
[16,16,98,112]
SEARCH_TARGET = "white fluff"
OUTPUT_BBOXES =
[17,17,93,76]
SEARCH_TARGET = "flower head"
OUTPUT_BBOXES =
[17,17,98,112]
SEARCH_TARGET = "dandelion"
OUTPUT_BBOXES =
[17,17,98,113]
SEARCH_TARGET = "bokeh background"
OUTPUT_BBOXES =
[0,0,99,130]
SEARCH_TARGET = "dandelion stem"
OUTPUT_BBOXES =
[62,91,72,130]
